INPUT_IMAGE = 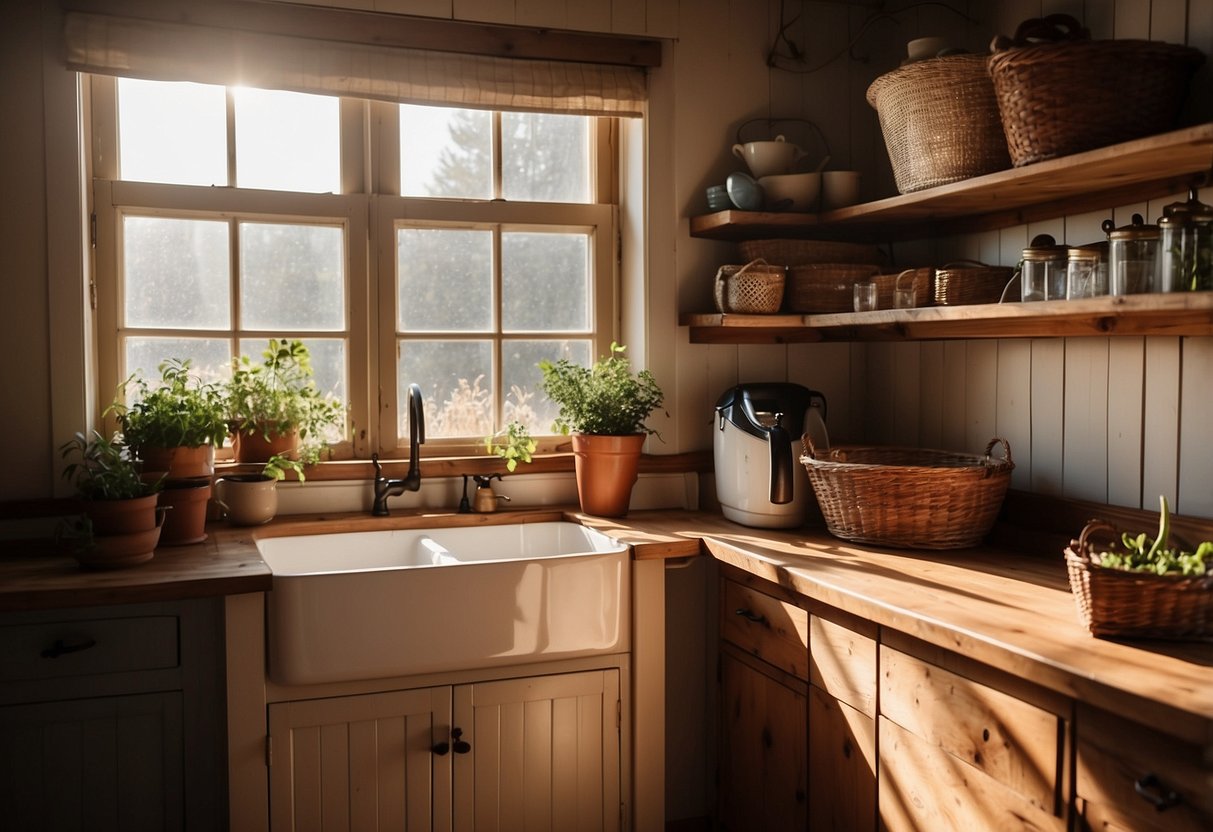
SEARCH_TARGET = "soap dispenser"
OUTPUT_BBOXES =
[473,474,510,513]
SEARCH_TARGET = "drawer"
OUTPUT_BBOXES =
[0,616,179,682]
[1076,703,1213,832]
[720,578,808,680]
[810,613,877,716]
[879,645,1063,816]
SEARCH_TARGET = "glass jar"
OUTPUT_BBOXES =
[1156,189,1213,292]
[1066,242,1108,300]
[1102,213,1159,295]
[1020,234,1068,302]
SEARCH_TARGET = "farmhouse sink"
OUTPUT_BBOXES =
[256,522,630,685]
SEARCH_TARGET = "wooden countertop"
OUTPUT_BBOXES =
[4,505,1210,741]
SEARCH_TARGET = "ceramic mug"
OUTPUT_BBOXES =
[214,475,278,526]
[823,171,861,210]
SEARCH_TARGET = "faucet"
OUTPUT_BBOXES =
[371,383,425,516]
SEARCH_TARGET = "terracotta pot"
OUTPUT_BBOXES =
[215,475,278,526]
[158,478,213,546]
[73,512,163,570]
[84,493,160,535]
[139,444,215,479]
[571,433,646,517]
[233,427,299,464]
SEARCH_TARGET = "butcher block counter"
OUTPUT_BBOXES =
[3,504,1210,737]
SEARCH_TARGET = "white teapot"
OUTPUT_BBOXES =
[732,135,807,178]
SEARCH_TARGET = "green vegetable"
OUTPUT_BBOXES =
[1095,495,1212,576]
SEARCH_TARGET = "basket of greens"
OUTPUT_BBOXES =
[1065,495,1213,640]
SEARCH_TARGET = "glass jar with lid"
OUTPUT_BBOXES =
[1102,213,1159,295]
[1066,241,1108,300]
[1157,187,1213,292]
[1020,234,1068,302]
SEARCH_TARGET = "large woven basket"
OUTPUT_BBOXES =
[714,259,786,314]
[801,437,1014,549]
[866,54,1011,194]
[988,38,1204,167]
[933,261,1015,306]
[786,263,881,313]
[1065,520,1213,640]
[739,239,886,267]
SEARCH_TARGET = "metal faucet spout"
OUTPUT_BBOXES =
[371,384,425,516]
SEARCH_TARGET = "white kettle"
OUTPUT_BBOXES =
[714,383,828,529]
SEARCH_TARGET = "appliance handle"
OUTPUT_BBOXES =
[767,420,794,505]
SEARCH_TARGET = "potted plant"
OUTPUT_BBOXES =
[538,342,664,517]
[60,431,164,567]
[226,339,345,465]
[214,453,305,526]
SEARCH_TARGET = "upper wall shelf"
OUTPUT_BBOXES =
[689,124,1213,242]
[681,293,1213,343]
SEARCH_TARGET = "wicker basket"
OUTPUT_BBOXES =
[933,261,1015,306]
[739,239,886,267]
[874,267,933,309]
[1065,520,1213,640]
[714,259,786,314]
[786,263,881,313]
[866,54,1011,194]
[801,437,1014,549]
[988,39,1204,167]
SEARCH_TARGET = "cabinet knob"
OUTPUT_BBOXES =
[452,727,471,754]
[734,608,767,625]
[1134,773,1181,811]
[40,637,97,659]
[431,741,450,756]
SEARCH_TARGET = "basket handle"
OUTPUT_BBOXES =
[801,433,820,460]
[941,260,991,270]
[993,13,1090,52]
[983,437,1013,469]
[735,258,769,278]
[1073,519,1118,565]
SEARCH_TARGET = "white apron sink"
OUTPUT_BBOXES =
[256,522,630,685]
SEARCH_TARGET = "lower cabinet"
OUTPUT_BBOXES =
[267,668,621,832]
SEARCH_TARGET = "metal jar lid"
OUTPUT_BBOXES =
[1101,213,1159,241]
[1022,233,1068,261]
[1067,241,1108,262]
[1159,186,1213,227]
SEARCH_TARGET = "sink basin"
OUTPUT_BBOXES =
[256,522,630,685]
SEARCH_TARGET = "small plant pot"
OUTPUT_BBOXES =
[83,493,160,536]
[158,477,213,545]
[73,512,164,570]
[215,474,278,526]
[138,444,215,479]
[571,433,645,518]
[233,428,299,464]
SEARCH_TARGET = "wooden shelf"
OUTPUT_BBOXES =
[681,293,1213,343]
[689,124,1213,242]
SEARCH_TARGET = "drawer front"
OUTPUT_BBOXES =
[720,578,808,680]
[879,645,1063,815]
[1076,704,1213,831]
[0,616,179,682]
[810,614,877,717]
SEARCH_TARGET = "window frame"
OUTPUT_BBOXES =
[87,76,618,463]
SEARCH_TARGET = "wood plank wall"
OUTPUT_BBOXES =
[672,0,1213,520]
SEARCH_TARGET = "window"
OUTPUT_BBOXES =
[90,76,616,459]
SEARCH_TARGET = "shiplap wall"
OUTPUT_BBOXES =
[672,0,1213,520]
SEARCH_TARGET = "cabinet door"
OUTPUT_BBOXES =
[808,685,875,832]
[0,691,184,832]
[453,669,621,832]
[267,686,451,832]
[718,646,807,832]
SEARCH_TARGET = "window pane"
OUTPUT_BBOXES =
[502,232,589,332]
[118,79,227,186]
[400,340,493,439]
[124,337,232,393]
[503,339,590,435]
[234,88,340,193]
[238,337,347,443]
[502,113,590,203]
[401,105,491,199]
[124,217,230,329]
[240,222,344,331]
[397,228,492,332]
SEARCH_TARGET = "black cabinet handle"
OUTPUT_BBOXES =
[40,637,97,659]
[1134,773,1182,811]
[734,608,767,625]
[452,727,471,754]
[431,741,450,756]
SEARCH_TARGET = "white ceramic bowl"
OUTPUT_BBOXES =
[732,137,806,179]
[757,173,821,212]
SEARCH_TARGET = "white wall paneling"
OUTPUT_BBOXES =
[1141,337,1181,509]
[1061,338,1110,503]
[1106,338,1145,509]
[964,340,999,454]
[1178,337,1213,517]
[1029,340,1065,496]
[917,342,944,450]
[939,341,968,452]
[995,339,1033,491]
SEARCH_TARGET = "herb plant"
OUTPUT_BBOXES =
[226,339,345,465]
[538,342,664,436]
[60,431,160,500]
[263,453,307,483]
[1095,495,1213,576]
[109,358,228,451]
[484,420,536,472]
